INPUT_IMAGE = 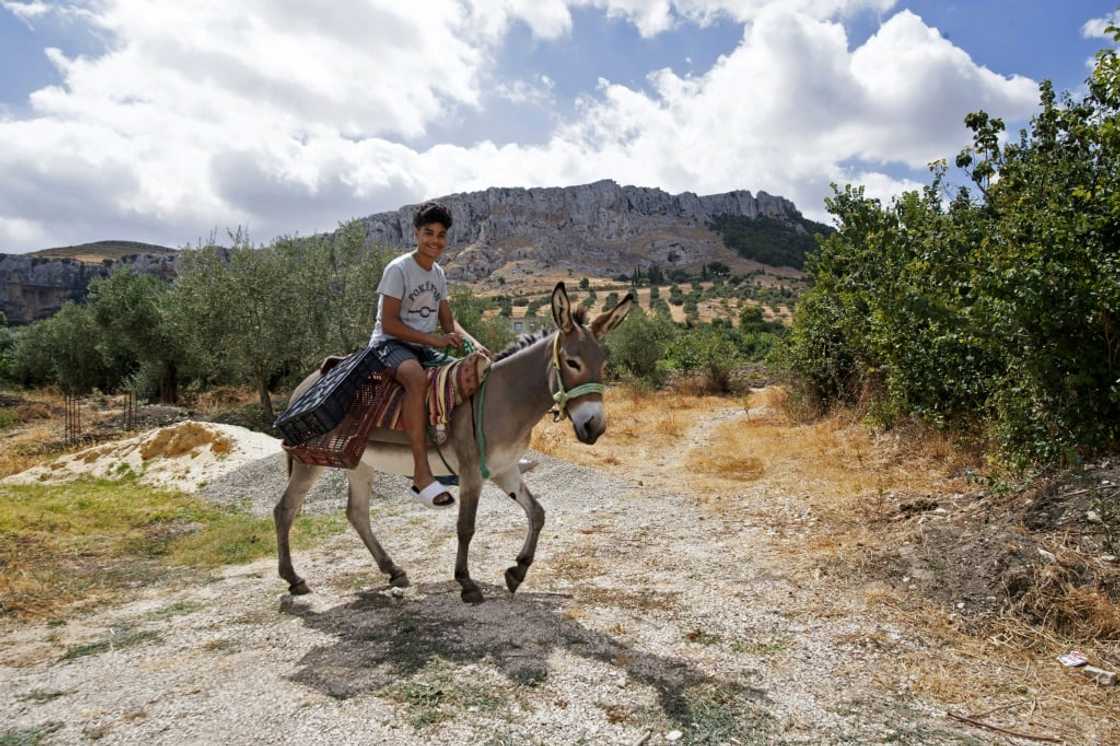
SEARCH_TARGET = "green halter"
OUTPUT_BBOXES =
[548,330,605,421]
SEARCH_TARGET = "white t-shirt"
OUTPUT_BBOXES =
[369,252,448,346]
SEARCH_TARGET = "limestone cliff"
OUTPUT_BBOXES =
[0,253,177,325]
[358,179,807,281]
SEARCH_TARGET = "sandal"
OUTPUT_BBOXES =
[411,481,455,509]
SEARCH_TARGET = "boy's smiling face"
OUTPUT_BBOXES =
[414,222,448,265]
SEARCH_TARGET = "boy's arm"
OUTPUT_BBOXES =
[440,300,488,354]
[382,296,456,348]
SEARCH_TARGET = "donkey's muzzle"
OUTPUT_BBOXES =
[572,411,604,444]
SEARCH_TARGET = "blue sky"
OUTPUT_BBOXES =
[0,1,1116,252]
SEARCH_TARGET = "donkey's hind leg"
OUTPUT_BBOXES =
[491,466,545,594]
[346,462,409,588]
[275,457,323,595]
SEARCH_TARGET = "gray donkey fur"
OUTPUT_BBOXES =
[274,282,634,604]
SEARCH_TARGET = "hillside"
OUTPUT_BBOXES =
[2,180,817,324]
[354,179,815,286]
[30,240,178,264]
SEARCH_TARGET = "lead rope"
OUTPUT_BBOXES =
[473,375,491,480]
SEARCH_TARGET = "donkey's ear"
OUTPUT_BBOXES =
[591,291,635,338]
[551,282,575,334]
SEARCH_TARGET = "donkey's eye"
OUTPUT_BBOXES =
[566,359,581,371]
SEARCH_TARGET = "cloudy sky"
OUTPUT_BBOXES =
[1,1,1116,253]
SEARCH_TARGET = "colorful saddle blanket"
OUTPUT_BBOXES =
[373,351,490,443]
[319,351,491,445]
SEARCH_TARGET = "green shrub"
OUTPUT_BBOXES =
[604,308,678,386]
[664,325,743,393]
[781,50,1120,466]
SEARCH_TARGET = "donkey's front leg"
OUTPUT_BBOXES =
[455,471,484,604]
[491,466,545,594]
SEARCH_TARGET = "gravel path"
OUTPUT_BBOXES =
[2,433,988,744]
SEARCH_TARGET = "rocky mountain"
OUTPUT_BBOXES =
[359,179,812,282]
[1,180,818,324]
[0,252,178,325]
[31,240,178,263]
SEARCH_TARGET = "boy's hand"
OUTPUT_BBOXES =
[438,332,464,349]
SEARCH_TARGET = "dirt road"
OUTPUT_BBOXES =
[4,425,1010,746]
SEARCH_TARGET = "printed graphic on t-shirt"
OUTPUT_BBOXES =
[405,280,441,320]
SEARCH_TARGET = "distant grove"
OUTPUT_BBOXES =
[0,220,790,421]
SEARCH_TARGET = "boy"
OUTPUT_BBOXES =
[369,202,476,508]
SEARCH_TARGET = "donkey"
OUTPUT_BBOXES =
[274,282,634,604]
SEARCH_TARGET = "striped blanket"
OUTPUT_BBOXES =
[367,351,491,444]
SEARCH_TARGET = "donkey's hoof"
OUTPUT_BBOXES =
[389,571,410,589]
[504,567,523,594]
[461,587,484,605]
[289,580,312,595]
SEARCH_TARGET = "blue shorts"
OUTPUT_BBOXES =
[372,340,456,371]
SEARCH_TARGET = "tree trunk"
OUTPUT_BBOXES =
[159,361,179,404]
[258,376,275,422]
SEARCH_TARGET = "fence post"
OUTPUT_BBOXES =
[65,392,82,446]
[122,389,136,431]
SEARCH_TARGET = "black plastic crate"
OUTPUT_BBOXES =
[274,346,384,444]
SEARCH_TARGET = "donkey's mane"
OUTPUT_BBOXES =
[491,307,588,363]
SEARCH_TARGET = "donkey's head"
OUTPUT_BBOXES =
[550,282,635,444]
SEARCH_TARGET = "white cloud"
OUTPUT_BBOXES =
[1082,12,1119,40]
[0,1,1038,251]
[469,0,898,40]
[494,75,557,106]
[1,1,51,24]
[0,217,45,243]
[579,0,899,37]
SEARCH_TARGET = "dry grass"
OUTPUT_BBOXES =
[0,423,63,479]
[1010,543,1120,643]
[530,384,977,510]
[0,388,159,479]
[530,385,718,475]
[187,386,259,415]
[862,589,1120,745]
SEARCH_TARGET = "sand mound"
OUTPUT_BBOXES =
[3,421,280,493]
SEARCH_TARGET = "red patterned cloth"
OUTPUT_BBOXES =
[366,351,490,444]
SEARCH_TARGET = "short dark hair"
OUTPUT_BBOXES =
[413,201,452,230]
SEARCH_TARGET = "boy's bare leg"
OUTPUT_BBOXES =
[393,359,451,505]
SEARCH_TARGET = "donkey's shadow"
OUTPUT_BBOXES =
[281,582,768,727]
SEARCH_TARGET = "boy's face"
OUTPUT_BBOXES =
[415,222,448,262]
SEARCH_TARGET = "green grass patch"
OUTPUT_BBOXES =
[664,683,773,745]
[143,600,207,622]
[15,689,70,704]
[381,659,512,730]
[685,628,722,646]
[0,478,346,619]
[0,722,64,746]
[0,409,19,432]
[62,627,162,660]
